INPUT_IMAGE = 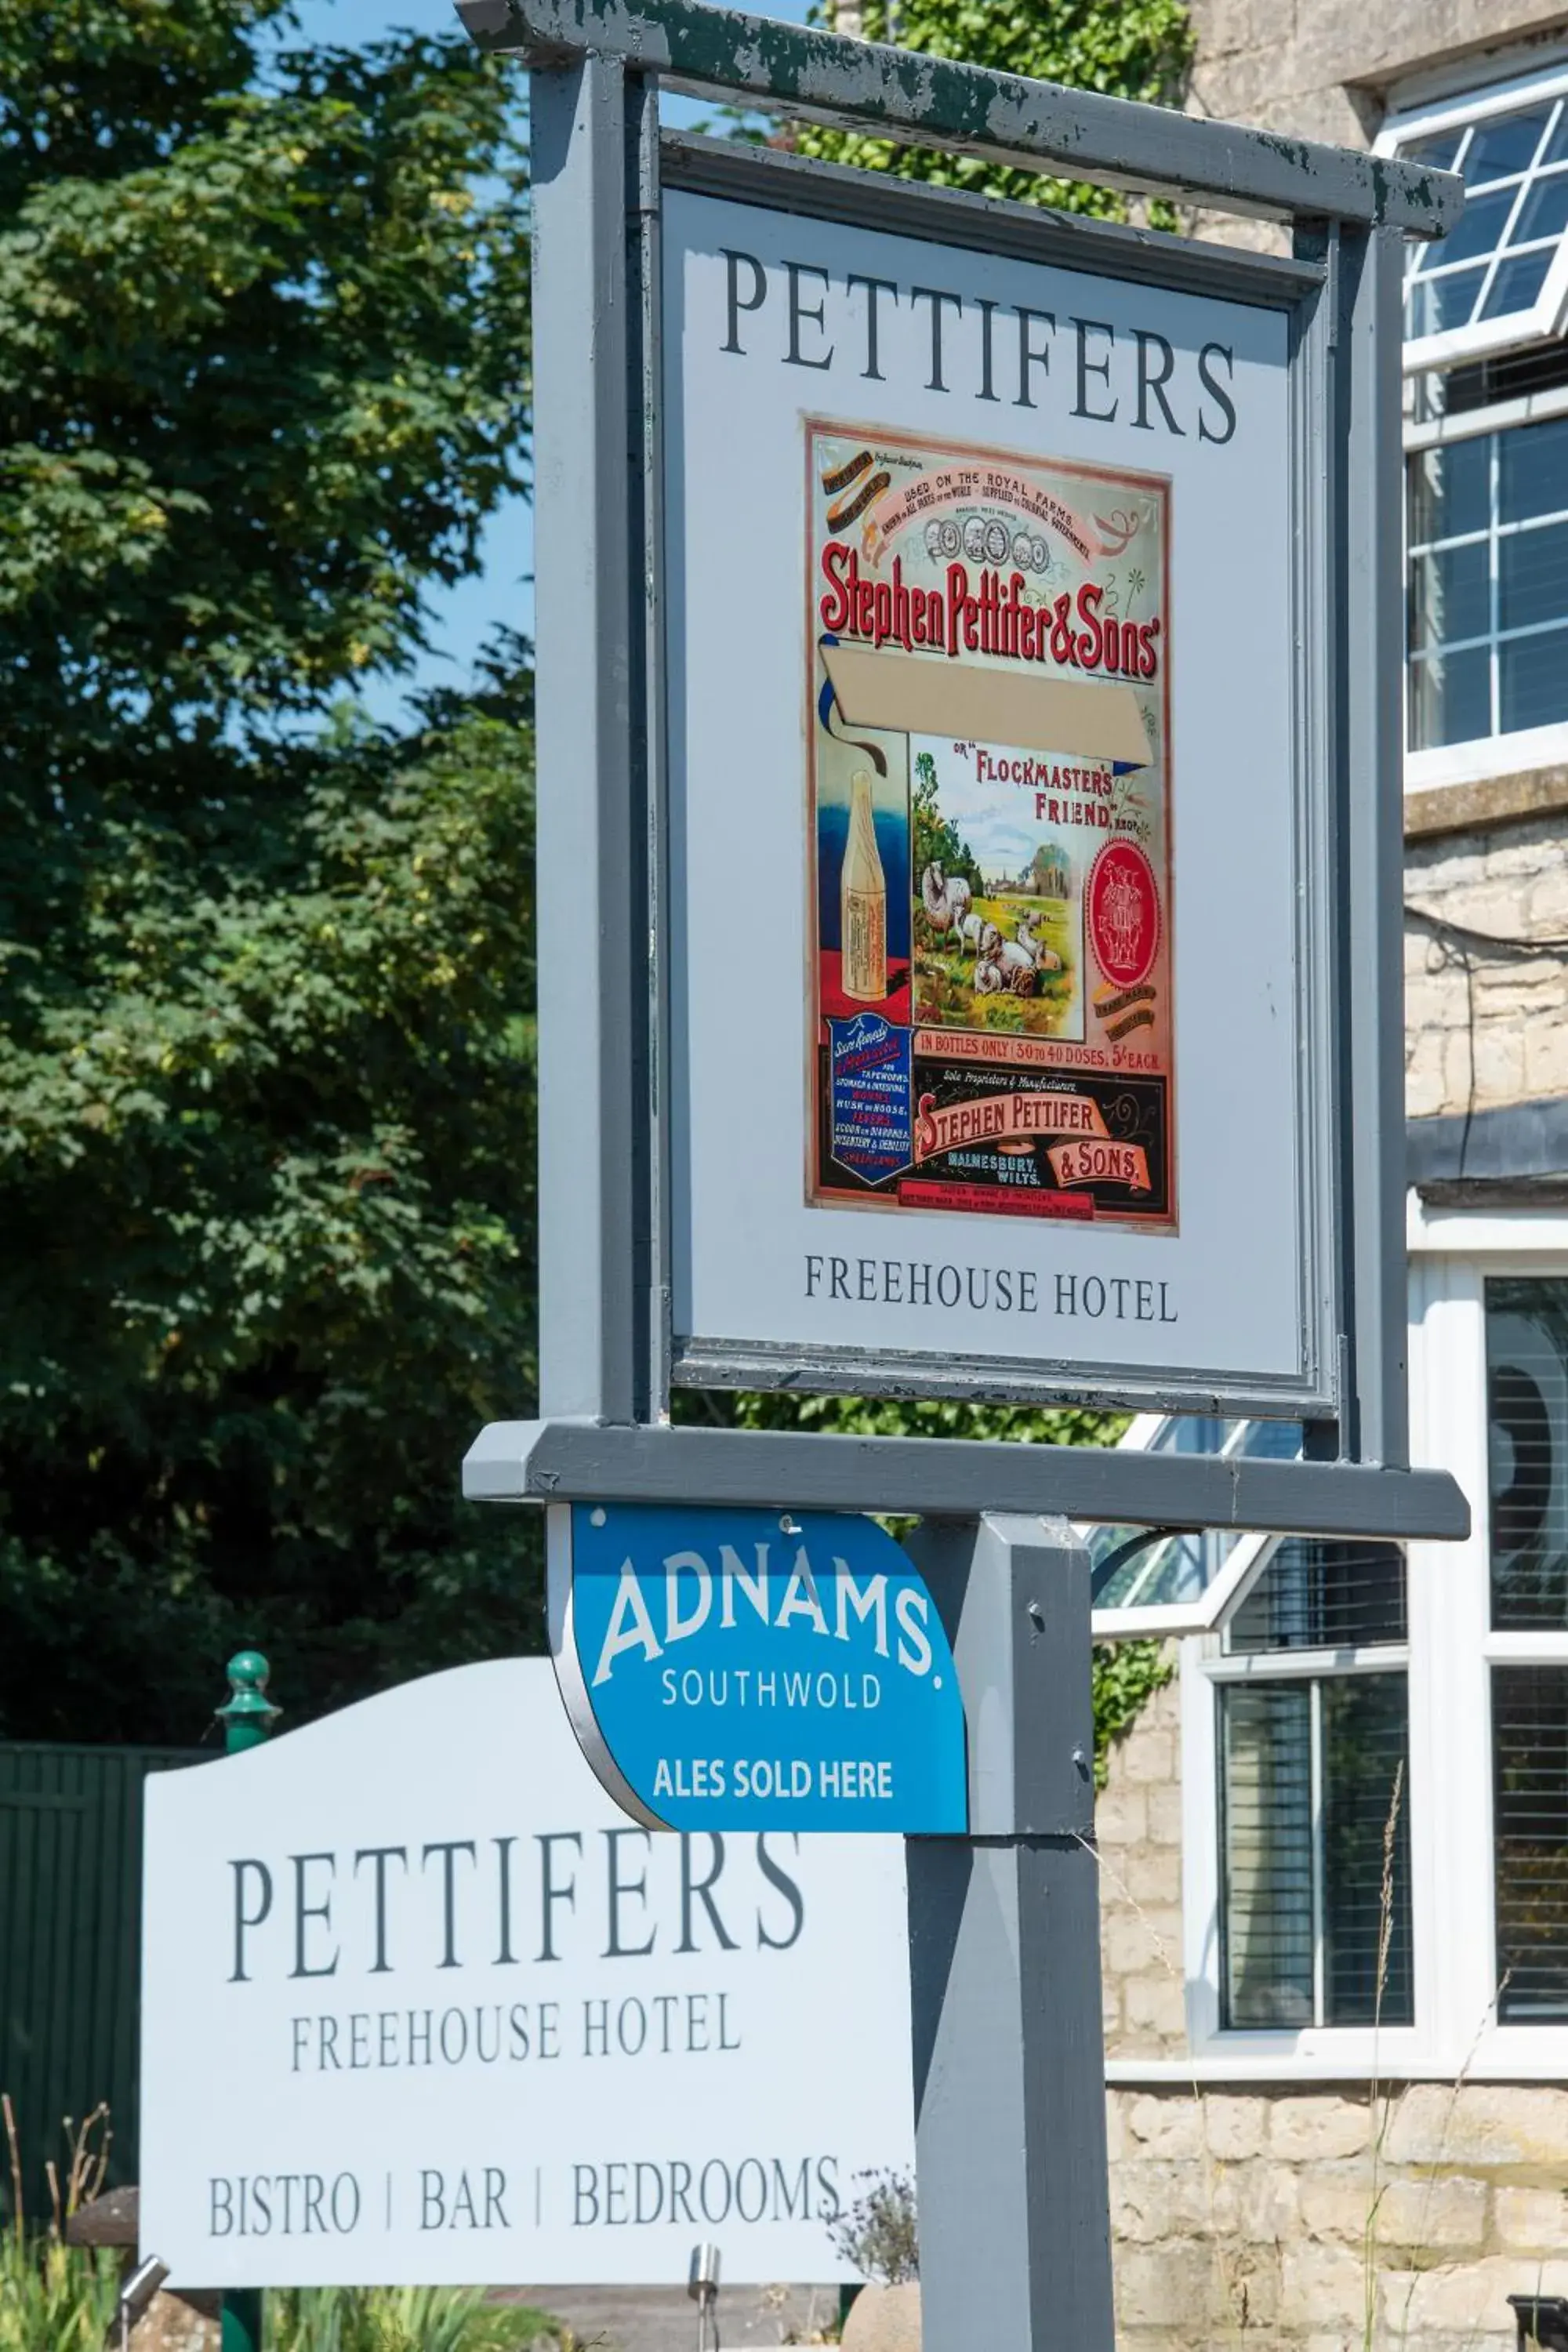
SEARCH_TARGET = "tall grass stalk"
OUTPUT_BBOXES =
[1077,1831,1250,2345]
[1361,1759,1404,2352]
[0,2100,118,2352]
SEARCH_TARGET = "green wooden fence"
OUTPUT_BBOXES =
[0,1740,201,2214]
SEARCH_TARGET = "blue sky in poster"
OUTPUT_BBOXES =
[280,0,815,720]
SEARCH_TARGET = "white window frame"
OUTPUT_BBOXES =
[1403,384,1568,793]
[1377,63,1568,377]
[1111,1208,1568,2087]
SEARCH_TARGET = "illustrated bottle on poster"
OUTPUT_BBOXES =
[840,768,887,1002]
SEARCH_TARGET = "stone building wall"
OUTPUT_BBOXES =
[1089,0,1568,2328]
[1185,0,1568,151]
[1095,1676,1568,2350]
[1098,1662,1187,2065]
[1405,808,1568,1124]
[1108,2081,1568,2350]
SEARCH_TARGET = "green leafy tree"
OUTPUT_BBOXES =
[0,0,535,1740]
[912,751,979,895]
[797,0,1194,218]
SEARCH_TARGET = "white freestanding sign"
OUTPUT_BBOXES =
[139,1661,912,2288]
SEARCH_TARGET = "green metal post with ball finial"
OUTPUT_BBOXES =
[216,1653,280,2352]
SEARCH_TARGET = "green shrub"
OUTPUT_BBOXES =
[0,2229,119,2352]
[266,2285,561,2352]
[0,2099,118,2352]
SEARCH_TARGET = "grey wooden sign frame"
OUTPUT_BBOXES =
[459,0,1469,1540]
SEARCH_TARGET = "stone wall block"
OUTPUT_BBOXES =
[1494,2183,1568,2252]
[1387,2082,1568,2168]
[1441,1025,1476,1108]
[1095,1784,1148,1847]
[1523,1012,1568,1098]
[1526,865,1568,927]
[1185,0,1291,61]
[1113,2241,1220,2329]
[1226,2159,1301,2245]
[1470,957,1563,1016]
[1469,1020,1529,1105]
[1202,2093,1267,2162]
[1377,2169,1489,2253]
[1269,2094,1374,2161]
[1396,2252,1568,2334]
[1279,2236,1367,2327]
[1123,1730,1175,1785]
[1117,1843,1181,1905]
[1124,2092,1210,2159]
[1124,1969,1189,2042]
[1405,1025,1451,1118]
[1103,1905,1184,1977]
[1146,1781,1183,1846]
[1292,2158,1484,2255]
[1403,963,1466,1033]
[1110,2158,1213,2244]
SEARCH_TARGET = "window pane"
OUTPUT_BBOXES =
[1501,412,1568,523]
[1432,183,1519,268]
[1501,626,1568,731]
[1409,437,1490,546]
[1481,247,1555,319]
[1221,1686,1313,2028]
[1410,540,1490,651]
[1487,1278,1568,1629]
[1512,171,1568,245]
[1323,1676,1414,2027]
[1232,1420,1304,1462]
[1466,104,1553,187]
[1401,126,1465,172]
[1501,519,1568,632]
[1494,1664,1568,2022]
[1409,265,1489,337]
[1408,644,1490,748]
[1228,1540,1406,1655]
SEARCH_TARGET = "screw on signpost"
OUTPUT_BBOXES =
[216,1652,280,2352]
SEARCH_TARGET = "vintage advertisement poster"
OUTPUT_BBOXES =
[808,423,1174,1230]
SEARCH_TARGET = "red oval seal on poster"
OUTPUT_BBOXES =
[1087,841,1160,989]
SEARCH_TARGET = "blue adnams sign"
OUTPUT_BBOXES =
[548,1502,967,1833]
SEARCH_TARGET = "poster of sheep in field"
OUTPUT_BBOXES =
[808,420,1175,1232]
[909,745,1083,1044]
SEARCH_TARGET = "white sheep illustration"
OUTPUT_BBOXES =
[956,912,1003,963]
[976,937,1038,996]
[920,862,973,945]
[1014,909,1062,975]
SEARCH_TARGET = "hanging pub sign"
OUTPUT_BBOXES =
[664,174,1319,1420]
[457,0,1468,1508]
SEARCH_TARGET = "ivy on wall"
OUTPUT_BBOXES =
[1091,1639,1174,1788]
